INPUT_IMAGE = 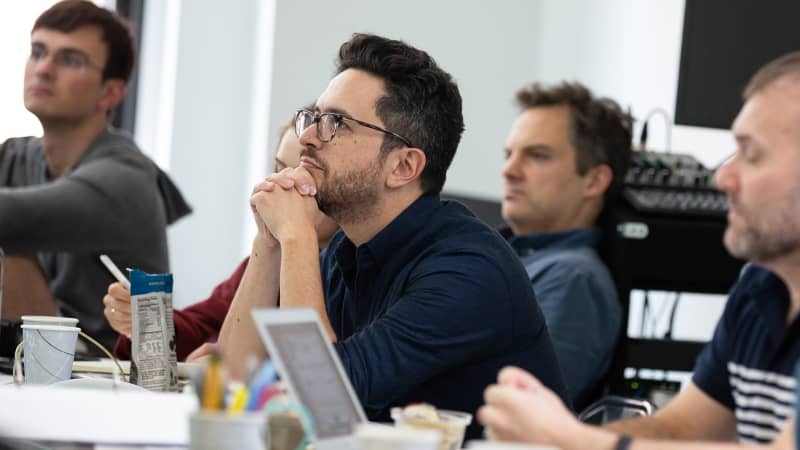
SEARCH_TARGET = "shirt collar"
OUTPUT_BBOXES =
[507,227,601,255]
[42,126,113,181]
[334,194,440,269]
[365,194,440,267]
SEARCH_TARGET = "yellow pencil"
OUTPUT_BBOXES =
[201,352,223,411]
[227,384,250,414]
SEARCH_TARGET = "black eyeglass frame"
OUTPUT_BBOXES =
[295,109,412,148]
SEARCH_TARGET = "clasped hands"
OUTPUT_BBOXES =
[250,166,321,247]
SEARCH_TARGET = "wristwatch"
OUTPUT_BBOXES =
[615,435,633,450]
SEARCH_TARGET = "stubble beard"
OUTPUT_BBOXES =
[316,159,383,225]
[724,193,800,263]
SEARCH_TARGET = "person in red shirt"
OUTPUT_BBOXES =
[107,117,338,360]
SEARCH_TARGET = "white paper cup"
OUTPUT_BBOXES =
[189,411,267,450]
[392,408,473,450]
[21,315,79,327]
[21,324,80,384]
[355,423,441,450]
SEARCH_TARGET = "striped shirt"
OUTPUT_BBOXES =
[693,265,800,444]
[728,362,796,443]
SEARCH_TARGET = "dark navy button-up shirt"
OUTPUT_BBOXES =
[693,265,800,444]
[506,227,621,410]
[321,195,567,439]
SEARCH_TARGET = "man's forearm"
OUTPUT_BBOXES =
[218,236,280,378]
[563,424,783,450]
[278,231,336,342]
[605,415,677,440]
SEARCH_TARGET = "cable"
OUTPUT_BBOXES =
[639,107,673,153]
[648,293,674,338]
[640,291,649,337]
[80,331,127,382]
[650,292,675,338]
[664,293,682,340]
[12,342,23,385]
[638,121,648,150]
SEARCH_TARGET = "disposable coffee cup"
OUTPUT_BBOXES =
[189,411,267,450]
[21,315,79,327]
[355,422,441,450]
[21,324,80,384]
[392,407,473,450]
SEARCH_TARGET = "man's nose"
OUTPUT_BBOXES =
[298,122,322,150]
[31,54,57,78]
[714,153,738,193]
[502,153,521,180]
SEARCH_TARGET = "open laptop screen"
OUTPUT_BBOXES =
[264,321,363,439]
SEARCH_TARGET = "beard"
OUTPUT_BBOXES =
[309,153,383,225]
[724,192,800,263]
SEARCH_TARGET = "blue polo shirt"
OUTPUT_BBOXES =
[693,265,800,444]
[506,227,621,410]
[321,195,568,439]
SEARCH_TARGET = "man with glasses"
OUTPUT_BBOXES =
[0,0,189,351]
[218,33,567,439]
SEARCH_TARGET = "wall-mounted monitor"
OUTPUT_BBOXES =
[675,0,800,130]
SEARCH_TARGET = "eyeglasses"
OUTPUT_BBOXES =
[295,109,412,147]
[28,44,103,72]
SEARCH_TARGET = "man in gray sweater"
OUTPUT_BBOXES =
[0,1,189,351]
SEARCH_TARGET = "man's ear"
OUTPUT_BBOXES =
[583,164,613,199]
[386,147,426,189]
[97,79,127,114]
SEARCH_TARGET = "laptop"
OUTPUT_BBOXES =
[251,308,367,450]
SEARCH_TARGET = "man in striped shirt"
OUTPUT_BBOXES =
[477,51,800,450]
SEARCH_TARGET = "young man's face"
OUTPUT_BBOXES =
[298,68,391,224]
[24,26,112,123]
[501,105,596,235]
[715,77,800,264]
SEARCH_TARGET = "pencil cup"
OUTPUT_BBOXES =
[21,324,80,384]
[189,411,268,450]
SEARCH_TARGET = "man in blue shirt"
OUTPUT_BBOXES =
[478,52,800,449]
[501,81,632,409]
[219,33,567,439]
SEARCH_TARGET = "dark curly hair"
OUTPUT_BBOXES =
[33,0,135,82]
[515,81,633,200]
[336,33,464,195]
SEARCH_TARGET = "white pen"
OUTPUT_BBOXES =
[99,254,131,289]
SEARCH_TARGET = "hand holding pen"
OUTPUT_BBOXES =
[99,254,133,338]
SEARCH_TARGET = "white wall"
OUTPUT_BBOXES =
[266,0,547,202]
[150,0,732,335]
[0,1,53,142]
[138,0,274,306]
[266,0,736,200]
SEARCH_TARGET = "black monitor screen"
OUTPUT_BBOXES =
[675,0,800,130]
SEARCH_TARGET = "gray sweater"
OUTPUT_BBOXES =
[0,127,190,350]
